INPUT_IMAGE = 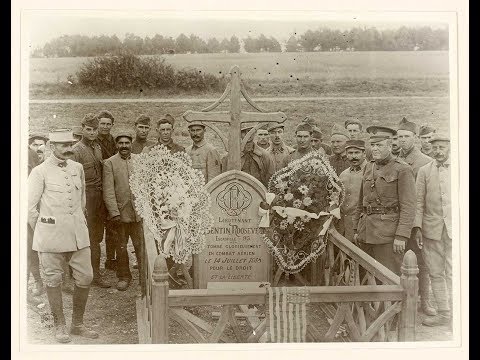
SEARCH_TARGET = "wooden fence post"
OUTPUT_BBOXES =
[398,250,418,341]
[151,255,169,343]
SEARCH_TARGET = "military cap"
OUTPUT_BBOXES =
[366,125,396,143]
[295,122,313,133]
[29,132,49,142]
[257,123,269,131]
[187,121,206,128]
[115,132,134,142]
[419,124,436,136]
[48,128,76,143]
[71,126,83,137]
[82,113,99,128]
[135,114,151,126]
[97,110,115,123]
[267,122,285,132]
[241,125,255,134]
[311,126,323,140]
[429,134,450,143]
[397,117,417,134]
[344,119,363,130]
[331,123,350,138]
[157,114,175,127]
[345,139,366,150]
[302,116,319,127]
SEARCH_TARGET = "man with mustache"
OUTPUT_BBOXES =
[103,133,145,293]
[413,135,452,327]
[338,139,367,241]
[352,126,416,275]
[418,125,436,158]
[28,129,98,343]
[397,117,437,317]
[265,122,295,173]
[131,114,155,154]
[72,114,110,288]
[290,122,315,161]
[143,114,185,154]
[186,121,222,184]
[329,124,350,175]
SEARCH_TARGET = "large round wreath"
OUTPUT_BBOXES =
[130,145,213,264]
[262,150,345,273]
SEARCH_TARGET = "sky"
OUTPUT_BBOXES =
[24,11,449,48]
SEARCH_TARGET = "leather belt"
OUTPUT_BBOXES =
[364,205,399,215]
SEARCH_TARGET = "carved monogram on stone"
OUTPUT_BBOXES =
[216,182,252,216]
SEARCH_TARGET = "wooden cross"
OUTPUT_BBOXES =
[182,65,287,171]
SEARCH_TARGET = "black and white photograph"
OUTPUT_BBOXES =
[12,2,468,357]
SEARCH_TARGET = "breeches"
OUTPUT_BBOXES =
[422,226,452,289]
[27,224,41,282]
[86,188,105,276]
[38,247,93,288]
[358,241,403,276]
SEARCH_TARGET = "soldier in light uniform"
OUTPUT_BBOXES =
[418,125,436,158]
[338,139,367,241]
[265,122,295,173]
[353,126,416,275]
[186,121,222,183]
[397,117,437,316]
[131,114,155,154]
[28,129,98,343]
[329,124,350,175]
[413,135,452,326]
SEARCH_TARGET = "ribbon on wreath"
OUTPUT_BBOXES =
[258,192,277,228]
[160,219,186,258]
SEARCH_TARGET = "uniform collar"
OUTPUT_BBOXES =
[349,159,367,172]
[158,138,174,148]
[97,133,114,142]
[81,137,97,147]
[375,153,392,166]
[49,153,68,167]
[436,156,451,168]
[192,139,206,149]
[400,145,416,158]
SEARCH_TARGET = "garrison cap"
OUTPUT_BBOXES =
[311,126,323,140]
[135,114,151,126]
[331,123,350,138]
[257,124,269,131]
[29,132,49,142]
[187,121,206,128]
[397,117,417,134]
[267,122,285,132]
[115,132,134,142]
[429,134,450,144]
[302,116,319,127]
[295,122,313,133]
[48,128,76,143]
[97,110,114,123]
[157,114,175,127]
[82,113,99,128]
[344,119,363,130]
[345,139,366,150]
[419,124,436,136]
[71,126,83,137]
[366,126,396,143]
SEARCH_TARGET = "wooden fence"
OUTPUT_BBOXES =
[136,226,419,343]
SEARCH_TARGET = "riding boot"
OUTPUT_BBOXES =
[70,285,98,339]
[418,266,437,316]
[45,286,70,343]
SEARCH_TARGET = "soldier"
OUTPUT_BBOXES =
[352,126,416,275]
[72,114,110,288]
[344,119,362,140]
[290,122,314,161]
[28,129,98,343]
[265,122,294,173]
[255,124,271,150]
[186,121,222,183]
[391,130,401,157]
[72,126,83,144]
[131,114,155,154]
[397,117,437,316]
[143,114,185,154]
[311,127,327,155]
[419,124,436,158]
[338,139,367,241]
[413,135,452,326]
[103,133,145,293]
[96,110,118,272]
[329,124,350,175]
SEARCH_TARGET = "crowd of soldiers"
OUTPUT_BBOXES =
[27,110,451,343]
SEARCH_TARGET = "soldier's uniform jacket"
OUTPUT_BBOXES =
[142,139,185,154]
[353,155,416,244]
[290,147,314,162]
[71,138,104,190]
[97,134,117,160]
[186,140,222,183]
[329,153,350,176]
[240,144,275,187]
[400,146,433,178]
[131,138,156,154]
[266,143,295,173]
[28,147,39,176]
[28,156,90,252]
[420,147,434,158]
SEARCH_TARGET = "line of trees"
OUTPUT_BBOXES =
[31,26,448,57]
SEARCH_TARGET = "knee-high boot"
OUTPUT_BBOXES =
[418,265,437,316]
[45,286,70,343]
[70,285,99,339]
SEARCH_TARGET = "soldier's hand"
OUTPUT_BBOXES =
[414,227,423,249]
[393,238,406,254]
[353,233,359,244]
[111,215,121,223]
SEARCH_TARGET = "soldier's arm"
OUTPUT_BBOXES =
[102,159,120,219]
[79,164,87,214]
[264,153,275,187]
[206,147,222,181]
[27,167,44,229]
[413,165,427,230]
[395,165,416,239]
[352,178,364,233]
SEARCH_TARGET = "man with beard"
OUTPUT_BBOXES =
[255,124,271,150]
[132,114,155,154]
[391,130,401,157]
[72,114,110,288]
[96,110,118,272]
[397,117,437,316]
[338,139,367,241]
[329,124,350,175]
[28,129,98,343]
[265,122,294,173]
[352,126,416,275]
[290,122,314,161]
[413,135,452,326]
[103,133,145,293]
[419,125,436,158]
[186,121,222,183]
[143,114,185,154]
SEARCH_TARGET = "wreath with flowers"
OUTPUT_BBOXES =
[130,145,213,264]
[259,150,345,274]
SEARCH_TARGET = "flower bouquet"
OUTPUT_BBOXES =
[261,150,345,273]
[130,145,213,264]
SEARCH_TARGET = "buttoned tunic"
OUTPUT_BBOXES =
[132,138,156,154]
[399,146,433,178]
[72,138,104,190]
[28,155,90,252]
[265,143,294,173]
[97,134,117,160]
[186,140,222,183]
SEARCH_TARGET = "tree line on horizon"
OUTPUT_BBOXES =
[31,26,448,58]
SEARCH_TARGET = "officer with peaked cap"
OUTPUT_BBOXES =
[418,124,437,158]
[132,114,155,154]
[352,126,416,275]
[329,124,350,175]
[265,122,295,173]
[28,129,98,342]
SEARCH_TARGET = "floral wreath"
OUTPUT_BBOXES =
[259,150,345,274]
[130,145,214,264]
